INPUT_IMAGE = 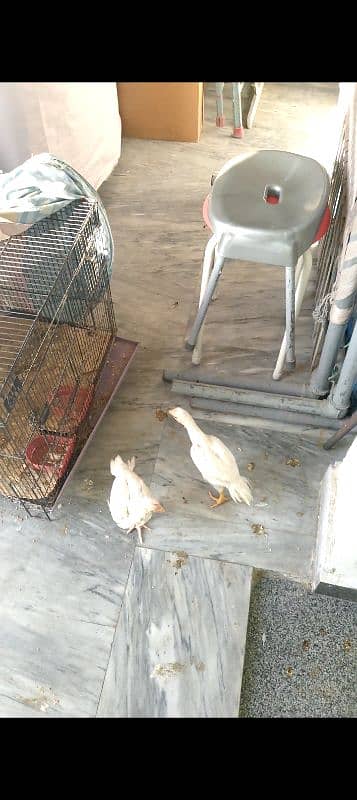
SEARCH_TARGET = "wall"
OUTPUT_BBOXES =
[315,435,357,595]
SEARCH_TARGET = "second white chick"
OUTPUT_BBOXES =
[109,454,165,543]
[168,407,252,509]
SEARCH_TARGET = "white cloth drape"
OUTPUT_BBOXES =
[0,82,121,189]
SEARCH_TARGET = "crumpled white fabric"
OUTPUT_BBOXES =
[0,152,114,274]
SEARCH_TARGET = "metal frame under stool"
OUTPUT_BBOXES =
[185,151,331,378]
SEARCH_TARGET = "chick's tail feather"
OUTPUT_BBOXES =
[228,475,252,506]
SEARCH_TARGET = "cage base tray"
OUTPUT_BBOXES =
[41,335,137,510]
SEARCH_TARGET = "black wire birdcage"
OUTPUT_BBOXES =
[0,198,117,510]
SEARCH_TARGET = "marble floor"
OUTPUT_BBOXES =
[98,548,252,718]
[147,415,349,581]
[0,83,341,717]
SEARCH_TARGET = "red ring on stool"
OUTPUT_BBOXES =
[313,206,331,243]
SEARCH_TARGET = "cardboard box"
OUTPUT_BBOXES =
[117,82,203,143]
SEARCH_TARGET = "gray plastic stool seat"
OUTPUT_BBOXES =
[210,150,329,267]
[186,149,330,373]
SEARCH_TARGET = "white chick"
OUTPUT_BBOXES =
[168,407,252,509]
[109,454,165,543]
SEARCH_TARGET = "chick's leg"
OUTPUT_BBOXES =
[135,524,152,545]
[135,525,144,545]
[126,524,143,545]
[208,490,229,509]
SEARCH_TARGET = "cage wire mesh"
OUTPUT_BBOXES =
[0,198,117,509]
[312,82,357,376]
[311,118,348,370]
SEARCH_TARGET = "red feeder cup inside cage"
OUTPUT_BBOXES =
[47,385,94,433]
[25,434,76,479]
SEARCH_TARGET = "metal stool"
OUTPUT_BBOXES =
[186,150,331,376]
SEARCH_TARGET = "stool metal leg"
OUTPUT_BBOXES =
[186,251,225,350]
[285,263,296,370]
[273,249,314,380]
[273,256,303,380]
[192,235,218,365]
[246,82,264,129]
[215,83,225,127]
[232,82,244,138]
